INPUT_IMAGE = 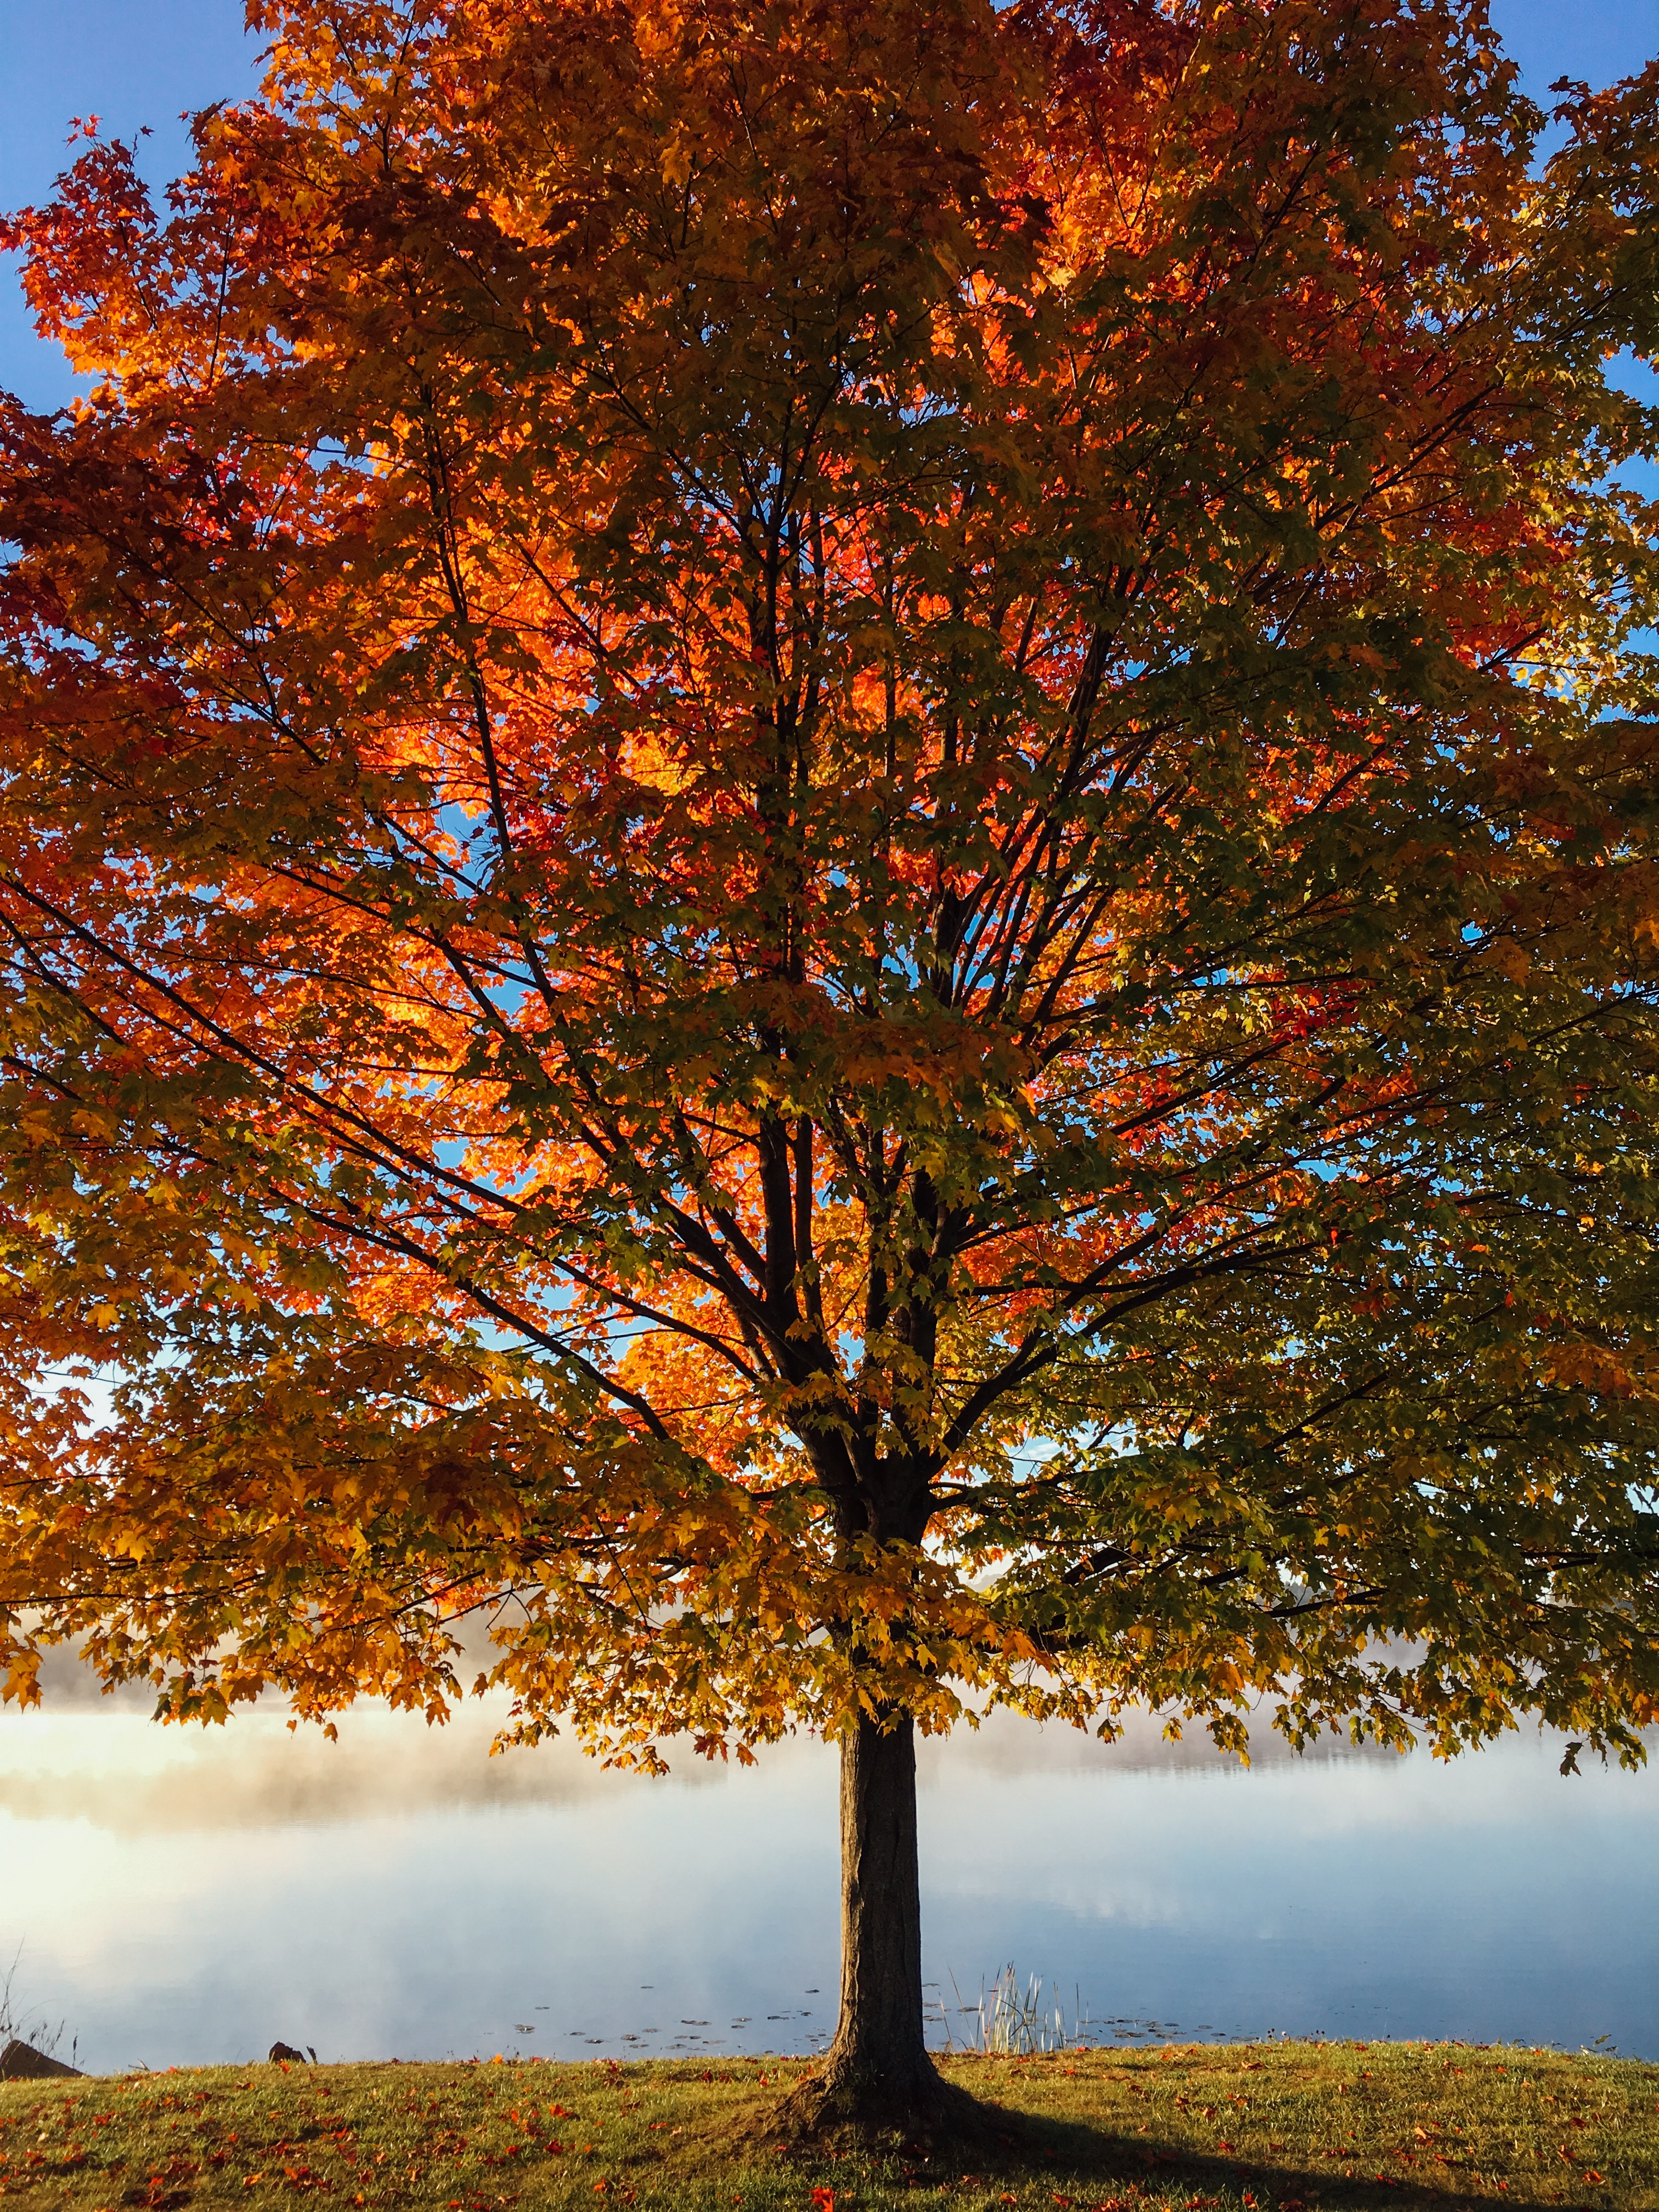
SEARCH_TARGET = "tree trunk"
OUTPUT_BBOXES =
[818,1706,940,2117]
[770,1706,991,2144]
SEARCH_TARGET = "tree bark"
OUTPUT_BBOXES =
[819,1705,939,2114]
[769,1705,994,2144]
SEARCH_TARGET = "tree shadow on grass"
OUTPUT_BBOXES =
[809,2109,1603,2212]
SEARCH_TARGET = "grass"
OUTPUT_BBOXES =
[1,2039,1655,2212]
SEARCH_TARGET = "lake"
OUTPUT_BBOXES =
[1,1679,1654,2075]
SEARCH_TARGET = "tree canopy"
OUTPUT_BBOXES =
[2,0,1658,2118]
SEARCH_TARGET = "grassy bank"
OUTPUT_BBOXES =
[1,2039,1655,2212]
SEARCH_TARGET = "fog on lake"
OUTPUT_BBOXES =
[1,1673,1653,2074]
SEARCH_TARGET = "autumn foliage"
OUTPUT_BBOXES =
[1,0,1657,1932]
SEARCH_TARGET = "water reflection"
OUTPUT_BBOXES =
[0,1691,1652,2074]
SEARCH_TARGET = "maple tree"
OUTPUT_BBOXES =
[2,0,1659,2134]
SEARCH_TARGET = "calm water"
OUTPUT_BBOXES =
[1,1680,1654,2075]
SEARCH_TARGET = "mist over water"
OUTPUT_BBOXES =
[1,1685,1654,2076]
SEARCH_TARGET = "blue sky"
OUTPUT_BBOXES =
[0,0,1655,408]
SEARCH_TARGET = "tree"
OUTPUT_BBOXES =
[2,0,1658,2135]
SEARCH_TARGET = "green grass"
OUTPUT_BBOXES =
[1,2039,1655,2212]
